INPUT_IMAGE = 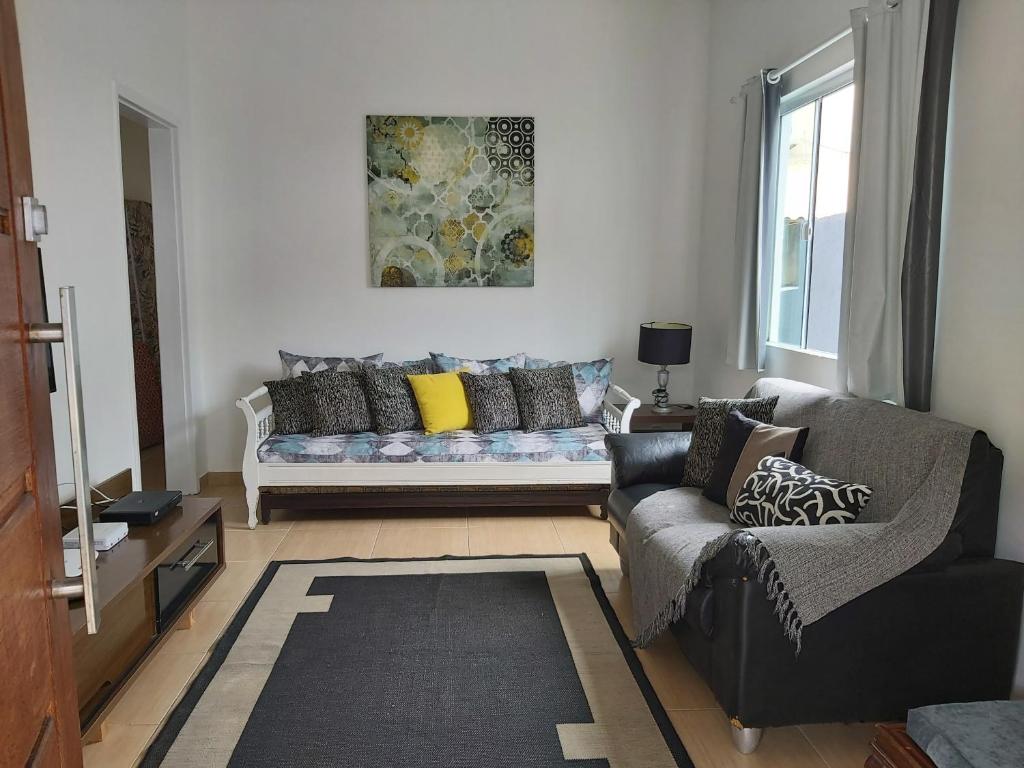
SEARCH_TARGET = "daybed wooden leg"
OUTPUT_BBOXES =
[258,495,272,526]
[245,484,259,529]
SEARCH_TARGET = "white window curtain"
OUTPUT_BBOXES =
[837,0,930,404]
[727,72,781,372]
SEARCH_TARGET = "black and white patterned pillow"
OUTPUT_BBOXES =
[731,456,872,527]
[508,365,584,433]
[363,362,431,434]
[279,349,383,379]
[304,370,374,436]
[460,372,520,433]
[263,377,314,435]
[681,396,779,488]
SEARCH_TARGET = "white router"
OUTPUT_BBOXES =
[63,521,129,552]
[63,547,99,578]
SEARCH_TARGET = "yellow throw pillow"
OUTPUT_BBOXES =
[407,371,473,434]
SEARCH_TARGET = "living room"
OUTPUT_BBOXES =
[2,1,1021,767]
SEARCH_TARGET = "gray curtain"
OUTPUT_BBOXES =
[902,0,960,411]
[727,71,781,371]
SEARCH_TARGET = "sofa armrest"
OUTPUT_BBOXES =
[604,432,691,489]
[236,385,273,529]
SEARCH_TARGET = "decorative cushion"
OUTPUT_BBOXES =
[263,377,314,435]
[380,357,438,371]
[407,371,473,435]
[508,365,584,433]
[523,356,613,422]
[704,409,809,508]
[459,372,520,433]
[430,352,526,375]
[304,370,374,436]
[731,456,873,526]
[363,362,431,434]
[681,395,779,488]
[279,349,383,379]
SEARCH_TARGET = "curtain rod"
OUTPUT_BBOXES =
[765,0,898,85]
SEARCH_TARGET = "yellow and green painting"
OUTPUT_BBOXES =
[366,115,534,287]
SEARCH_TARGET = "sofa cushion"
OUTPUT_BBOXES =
[257,423,610,464]
[279,349,383,378]
[704,409,808,508]
[264,377,314,435]
[605,432,692,488]
[732,456,872,527]
[907,700,1024,768]
[525,356,613,422]
[460,372,520,433]
[430,351,526,375]
[407,371,473,434]
[305,370,374,436]
[509,365,584,432]
[681,396,779,488]
[364,362,432,434]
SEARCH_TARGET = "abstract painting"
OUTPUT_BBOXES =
[366,116,534,287]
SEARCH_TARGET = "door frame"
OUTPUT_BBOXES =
[113,84,197,494]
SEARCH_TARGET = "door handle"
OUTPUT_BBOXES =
[29,287,100,634]
[173,539,214,571]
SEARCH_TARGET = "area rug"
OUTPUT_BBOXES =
[141,555,693,767]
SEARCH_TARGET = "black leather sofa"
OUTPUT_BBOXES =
[604,427,1024,750]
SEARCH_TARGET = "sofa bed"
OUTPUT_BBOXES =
[237,350,640,528]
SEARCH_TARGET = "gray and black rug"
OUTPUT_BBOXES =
[141,555,693,767]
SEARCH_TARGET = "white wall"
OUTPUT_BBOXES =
[931,0,1024,694]
[184,0,710,472]
[17,0,194,493]
[696,0,1024,691]
[119,115,152,203]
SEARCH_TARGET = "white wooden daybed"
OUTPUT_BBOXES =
[236,384,640,528]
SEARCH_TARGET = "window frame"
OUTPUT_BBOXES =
[767,64,854,359]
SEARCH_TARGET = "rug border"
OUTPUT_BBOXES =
[139,553,694,768]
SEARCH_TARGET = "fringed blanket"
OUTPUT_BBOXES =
[626,382,977,651]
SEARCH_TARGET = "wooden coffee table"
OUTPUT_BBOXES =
[865,723,936,768]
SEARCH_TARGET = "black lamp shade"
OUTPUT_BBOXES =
[638,322,692,366]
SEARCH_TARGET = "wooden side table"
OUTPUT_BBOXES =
[628,403,697,433]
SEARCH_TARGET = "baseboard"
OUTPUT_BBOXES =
[201,471,242,488]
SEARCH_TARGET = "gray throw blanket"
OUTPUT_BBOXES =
[627,379,976,650]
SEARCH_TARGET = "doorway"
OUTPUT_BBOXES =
[117,100,197,494]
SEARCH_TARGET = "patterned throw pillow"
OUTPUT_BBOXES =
[263,377,314,435]
[731,456,873,526]
[279,349,383,379]
[681,396,779,488]
[304,370,373,436]
[523,356,613,422]
[430,352,527,375]
[460,372,520,433]
[363,362,431,434]
[508,366,584,433]
[703,409,809,508]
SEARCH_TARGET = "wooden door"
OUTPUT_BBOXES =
[0,1,83,766]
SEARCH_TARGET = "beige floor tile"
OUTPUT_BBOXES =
[799,723,877,768]
[287,512,382,530]
[379,509,468,529]
[670,710,828,768]
[83,723,156,768]
[467,516,564,555]
[201,560,268,605]
[161,600,239,655]
[222,528,287,562]
[275,521,381,560]
[372,526,469,558]
[105,650,206,726]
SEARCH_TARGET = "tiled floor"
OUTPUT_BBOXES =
[82,479,876,768]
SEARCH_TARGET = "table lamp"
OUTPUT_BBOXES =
[638,322,692,413]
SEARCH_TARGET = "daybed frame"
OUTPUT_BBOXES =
[236,385,640,528]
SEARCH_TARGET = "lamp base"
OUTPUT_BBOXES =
[651,402,674,415]
[651,366,673,412]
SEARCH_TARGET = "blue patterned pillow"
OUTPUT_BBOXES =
[430,352,526,375]
[279,349,383,379]
[524,356,613,422]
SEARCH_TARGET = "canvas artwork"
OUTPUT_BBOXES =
[366,115,535,287]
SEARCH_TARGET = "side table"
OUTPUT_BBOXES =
[628,403,696,433]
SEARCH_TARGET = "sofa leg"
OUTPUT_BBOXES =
[730,724,763,754]
[245,485,259,529]
[258,495,272,526]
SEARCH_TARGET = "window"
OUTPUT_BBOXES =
[767,75,854,356]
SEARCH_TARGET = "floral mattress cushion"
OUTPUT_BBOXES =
[257,423,610,464]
